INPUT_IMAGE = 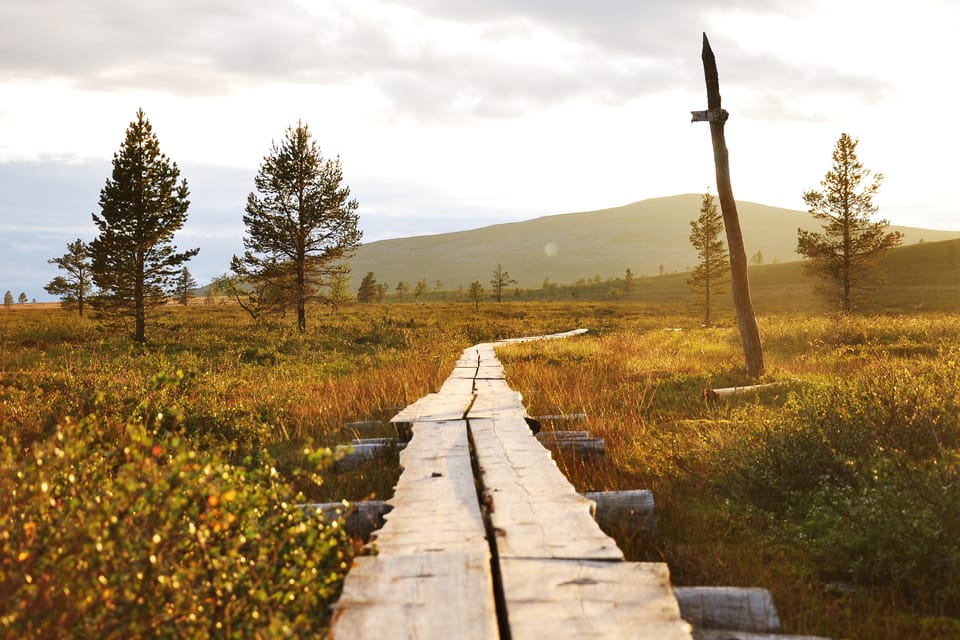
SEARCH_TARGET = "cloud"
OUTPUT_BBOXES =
[2,0,884,125]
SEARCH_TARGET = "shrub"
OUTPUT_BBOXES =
[722,353,960,613]
[0,413,352,637]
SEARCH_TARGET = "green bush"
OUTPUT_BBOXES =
[0,413,352,638]
[722,354,960,613]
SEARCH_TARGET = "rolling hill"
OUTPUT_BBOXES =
[349,194,960,291]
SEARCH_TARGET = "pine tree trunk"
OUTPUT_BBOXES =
[135,254,145,342]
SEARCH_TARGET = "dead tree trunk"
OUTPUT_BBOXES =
[692,33,765,377]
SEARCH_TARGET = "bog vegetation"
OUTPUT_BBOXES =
[2,300,959,639]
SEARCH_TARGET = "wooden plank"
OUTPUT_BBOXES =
[470,415,622,561]
[469,379,525,419]
[475,365,506,379]
[371,420,489,556]
[498,558,692,640]
[390,393,472,424]
[438,376,476,396]
[494,328,589,344]
[331,551,498,640]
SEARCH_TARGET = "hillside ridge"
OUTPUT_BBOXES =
[350,194,960,290]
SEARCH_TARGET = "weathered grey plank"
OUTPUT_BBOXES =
[493,328,589,344]
[372,420,488,556]
[470,414,622,561]
[475,365,506,379]
[390,393,472,424]
[499,558,692,640]
[331,551,498,640]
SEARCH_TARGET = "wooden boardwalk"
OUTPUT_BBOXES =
[330,330,693,639]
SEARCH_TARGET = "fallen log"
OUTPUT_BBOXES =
[708,383,779,400]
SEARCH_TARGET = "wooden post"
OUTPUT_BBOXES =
[692,33,765,378]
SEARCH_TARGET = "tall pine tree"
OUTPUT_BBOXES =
[688,191,729,326]
[798,133,902,313]
[232,121,360,333]
[90,110,198,341]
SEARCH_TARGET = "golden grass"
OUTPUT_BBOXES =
[4,301,959,638]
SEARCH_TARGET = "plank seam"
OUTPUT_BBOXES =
[467,416,512,640]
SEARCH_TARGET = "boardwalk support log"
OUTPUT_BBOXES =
[334,439,403,471]
[673,586,780,633]
[584,489,656,533]
[300,501,392,542]
[535,430,606,459]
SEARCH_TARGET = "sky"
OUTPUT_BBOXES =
[2,0,959,300]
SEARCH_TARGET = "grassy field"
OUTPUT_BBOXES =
[2,300,959,638]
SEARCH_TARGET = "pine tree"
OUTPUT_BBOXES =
[395,281,409,302]
[798,133,902,313]
[3,291,12,309]
[489,264,517,302]
[232,121,361,333]
[323,265,353,314]
[688,191,729,326]
[89,110,198,341]
[17,292,27,304]
[468,281,485,311]
[624,268,635,292]
[414,278,428,302]
[176,267,198,306]
[357,272,378,303]
[45,239,93,316]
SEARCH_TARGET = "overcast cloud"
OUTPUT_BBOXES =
[1,0,957,300]
[0,0,887,121]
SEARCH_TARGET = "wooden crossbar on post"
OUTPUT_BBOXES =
[329,330,692,639]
